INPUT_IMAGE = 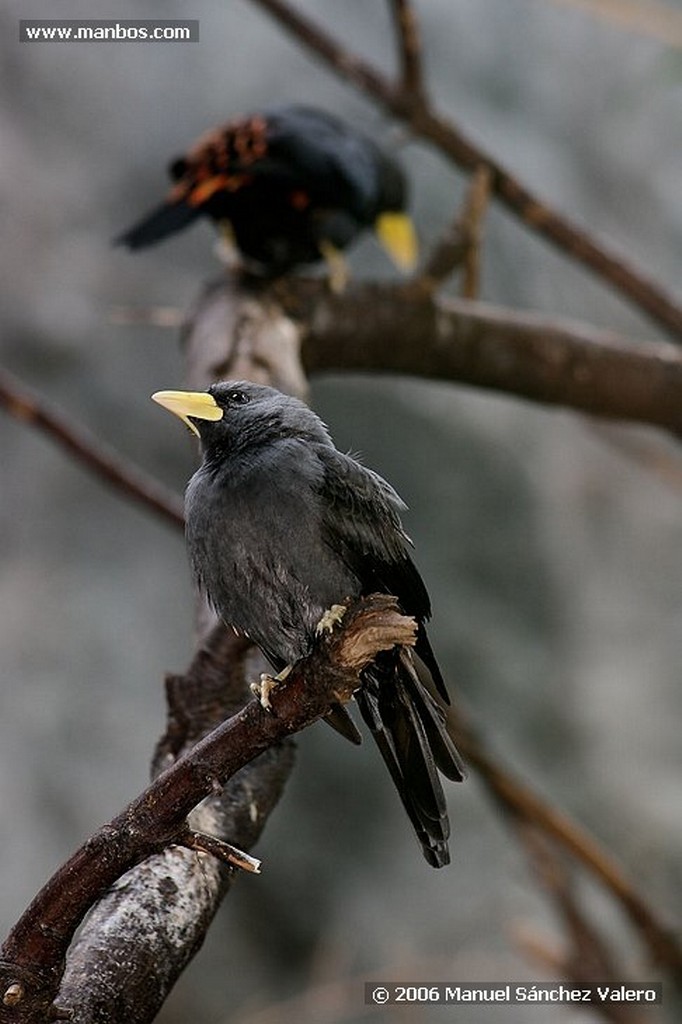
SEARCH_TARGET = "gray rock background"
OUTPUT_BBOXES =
[1,1,680,1021]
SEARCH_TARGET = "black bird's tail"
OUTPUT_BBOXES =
[355,651,465,869]
[115,201,201,250]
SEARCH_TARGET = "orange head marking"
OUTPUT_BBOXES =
[185,173,251,205]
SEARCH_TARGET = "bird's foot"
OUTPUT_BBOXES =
[315,603,348,636]
[319,240,349,294]
[250,664,292,712]
[214,220,240,267]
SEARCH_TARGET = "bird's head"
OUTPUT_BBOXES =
[152,380,331,455]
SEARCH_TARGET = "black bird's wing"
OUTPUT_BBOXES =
[315,446,465,868]
[316,446,446,696]
[115,200,202,250]
[262,106,382,214]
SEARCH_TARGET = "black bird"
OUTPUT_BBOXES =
[152,381,464,867]
[117,105,417,288]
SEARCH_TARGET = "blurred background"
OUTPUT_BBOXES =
[1,1,681,1021]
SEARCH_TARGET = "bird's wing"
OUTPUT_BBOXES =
[263,106,380,211]
[316,446,426,609]
[315,446,449,701]
[162,109,379,222]
[316,445,464,867]
[115,200,202,249]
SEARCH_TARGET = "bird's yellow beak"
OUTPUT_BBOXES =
[152,390,223,437]
[374,212,418,272]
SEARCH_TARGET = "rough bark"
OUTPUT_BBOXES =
[1,598,413,1023]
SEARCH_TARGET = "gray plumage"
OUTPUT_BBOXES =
[184,381,464,867]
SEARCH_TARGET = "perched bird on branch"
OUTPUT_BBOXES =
[152,381,464,868]
[117,105,417,291]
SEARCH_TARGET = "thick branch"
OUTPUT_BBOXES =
[289,280,682,433]
[50,274,314,1022]
[0,596,413,1022]
[250,0,682,340]
[6,278,681,555]
[54,628,286,1024]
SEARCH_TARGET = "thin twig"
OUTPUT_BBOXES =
[178,828,262,873]
[417,166,491,295]
[0,366,185,531]
[389,0,425,101]
[453,717,682,975]
[250,0,682,340]
[459,165,491,299]
[517,828,653,1024]
[416,217,468,291]
[253,0,397,104]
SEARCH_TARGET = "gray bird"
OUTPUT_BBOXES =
[153,381,465,867]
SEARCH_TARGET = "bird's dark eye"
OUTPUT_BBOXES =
[168,157,187,181]
[226,390,250,405]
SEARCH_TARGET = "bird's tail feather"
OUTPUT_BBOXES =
[115,201,201,250]
[355,653,464,869]
[324,702,363,745]
[399,651,466,783]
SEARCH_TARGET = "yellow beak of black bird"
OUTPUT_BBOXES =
[152,389,224,437]
[118,104,417,289]
[152,381,465,869]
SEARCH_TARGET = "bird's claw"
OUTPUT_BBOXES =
[214,220,239,267]
[315,603,348,636]
[251,665,292,712]
[319,240,349,294]
[251,675,277,713]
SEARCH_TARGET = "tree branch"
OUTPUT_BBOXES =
[5,274,680,1020]
[4,3,678,1015]
[185,275,681,969]
[389,0,425,101]
[516,829,653,1024]
[47,273,316,1021]
[250,0,682,340]
[0,366,184,531]
[52,626,285,1024]
[115,277,682,440]
[7,276,681,558]
[418,165,492,296]
[0,596,413,1022]
[179,277,682,994]
[290,279,682,435]
[451,713,682,977]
